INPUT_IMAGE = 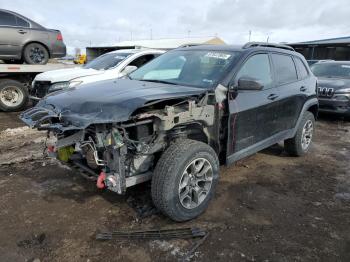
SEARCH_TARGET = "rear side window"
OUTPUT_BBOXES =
[294,57,309,79]
[272,54,298,85]
[129,54,155,68]
[235,53,273,89]
[0,11,17,26]
[16,16,30,27]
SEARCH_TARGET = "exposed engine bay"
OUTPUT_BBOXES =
[27,95,217,194]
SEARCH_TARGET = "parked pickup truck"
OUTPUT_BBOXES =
[29,49,164,102]
[21,43,318,221]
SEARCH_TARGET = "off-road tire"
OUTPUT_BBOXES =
[0,79,28,111]
[23,43,49,65]
[284,111,315,156]
[151,139,219,221]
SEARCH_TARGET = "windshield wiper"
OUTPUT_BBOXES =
[139,79,178,85]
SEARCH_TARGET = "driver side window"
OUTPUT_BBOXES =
[236,54,273,89]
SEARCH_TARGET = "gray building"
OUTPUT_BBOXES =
[86,37,226,61]
[290,36,350,61]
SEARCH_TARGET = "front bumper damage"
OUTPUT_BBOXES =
[21,107,73,132]
[20,97,216,194]
[21,106,156,194]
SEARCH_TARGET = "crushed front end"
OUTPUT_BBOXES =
[20,97,216,194]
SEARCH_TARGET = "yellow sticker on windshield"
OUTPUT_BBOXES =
[205,52,231,59]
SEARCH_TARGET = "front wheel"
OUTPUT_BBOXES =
[151,139,219,221]
[284,111,315,156]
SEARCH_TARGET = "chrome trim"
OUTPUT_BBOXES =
[317,87,334,97]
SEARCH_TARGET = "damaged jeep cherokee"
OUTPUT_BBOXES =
[20,43,318,221]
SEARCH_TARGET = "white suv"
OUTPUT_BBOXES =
[29,49,164,101]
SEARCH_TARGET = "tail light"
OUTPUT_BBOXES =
[57,32,63,41]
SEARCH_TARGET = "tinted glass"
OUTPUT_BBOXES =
[311,63,350,78]
[129,50,238,88]
[235,54,273,89]
[84,52,132,70]
[272,54,298,84]
[129,54,155,68]
[0,11,17,26]
[295,57,308,79]
[16,16,30,27]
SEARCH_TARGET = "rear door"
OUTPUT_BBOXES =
[0,10,18,57]
[227,53,279,155]
[271,53,306,131]
[0,11,30,58]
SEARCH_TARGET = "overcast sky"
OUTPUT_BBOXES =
[1,0,350,54]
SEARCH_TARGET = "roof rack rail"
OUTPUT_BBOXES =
[177,44,204,48]
[242,42,295,51]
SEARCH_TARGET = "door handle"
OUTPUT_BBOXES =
[300,86,307,92]
[18,30,27,34]
[267,94,279,100]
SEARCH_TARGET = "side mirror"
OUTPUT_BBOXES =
[236,77,264,90]
[120,65,137,76]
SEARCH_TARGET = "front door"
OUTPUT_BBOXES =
[227,53,280,157]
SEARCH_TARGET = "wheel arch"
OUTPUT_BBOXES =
[170,121,209,144]
[307,103,319,120]
[291,98,318,137]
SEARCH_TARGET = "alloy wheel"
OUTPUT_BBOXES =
[29,47,45,63]
[178,158,213,209]
[301,119,313,150]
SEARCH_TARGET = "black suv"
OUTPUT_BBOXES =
[311,61,350,117]
[20,43,318,221]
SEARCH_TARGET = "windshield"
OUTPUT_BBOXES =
[311,63,350,78]
[84,52,132,70]
[129,50,239,88]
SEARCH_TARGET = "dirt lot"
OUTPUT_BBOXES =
[0,111,349,262]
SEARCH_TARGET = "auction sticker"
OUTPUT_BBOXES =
[205,52,231,59]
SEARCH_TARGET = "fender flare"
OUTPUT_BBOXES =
[290,98,318,138]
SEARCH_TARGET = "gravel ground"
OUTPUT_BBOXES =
[0,112,349,262]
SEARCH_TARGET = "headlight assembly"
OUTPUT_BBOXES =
[48,81,83,92]
[49,81,70,92]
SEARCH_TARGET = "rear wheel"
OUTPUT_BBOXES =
[284,111,315,156]
[23,43,49,64]
[0,79,28,111]
[151,139,219,221]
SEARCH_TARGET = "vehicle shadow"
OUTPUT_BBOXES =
[260,143,286,157]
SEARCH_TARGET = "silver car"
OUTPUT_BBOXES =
[0,9,66,64]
